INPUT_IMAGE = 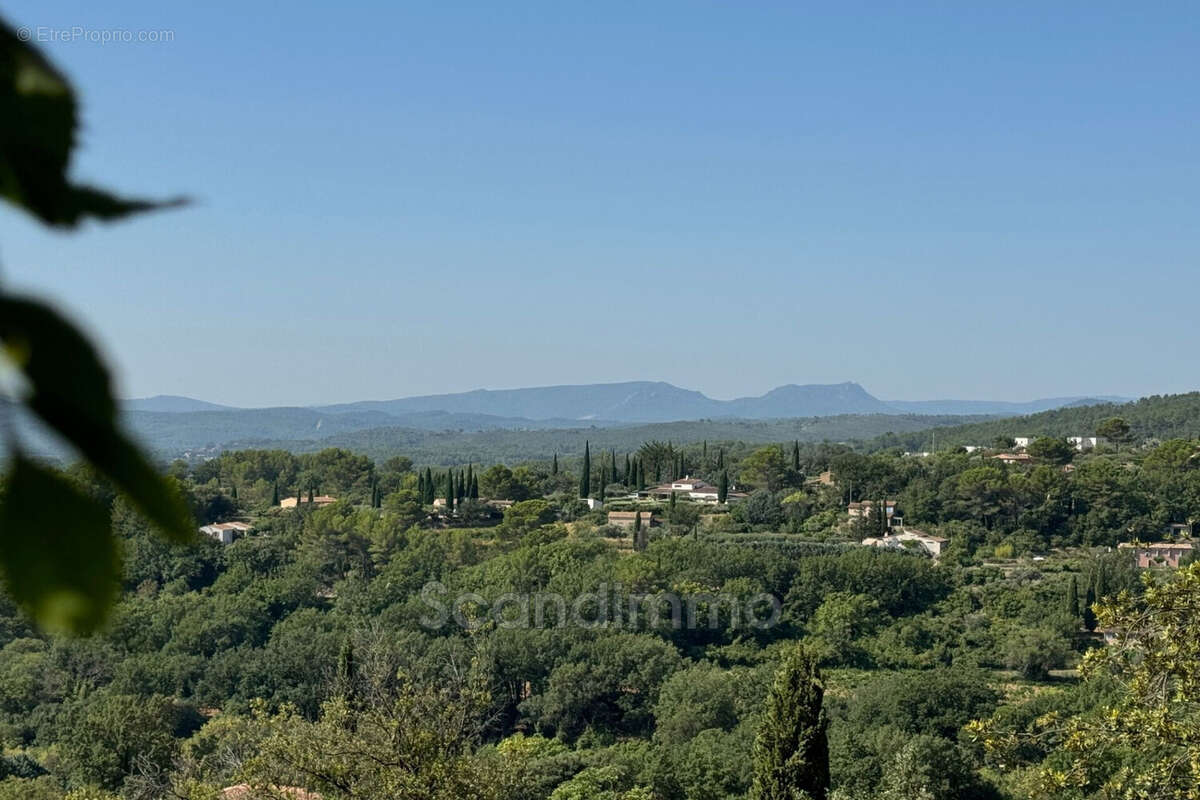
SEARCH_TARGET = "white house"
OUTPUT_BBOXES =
[1067,436,1107,451]
[199,521,253,545]
[861,528,947,558]
[1013,437,1035,449]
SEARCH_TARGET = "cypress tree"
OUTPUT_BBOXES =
[307,487,314,503]
[579,441,591,498]
[670,491,677,511]
[624,454,631,485]
[792,440,801,472]
[717,448,725,470]
[552,453,559,475]
[336,641,357,702]
[426,468,435,504]
[718,470,729,504]
[703,440,708,466]
[456,470,465,503]
[1068,575,1080,619]
[1083,583,1098,632]
[750,646,830,800]
[231,484,238,500]
[633,512,642,551]
[610,449,618,486]
[271,482,279,506]
[470,474,479,499]
[446,471,454,512]
[418,472,425,500]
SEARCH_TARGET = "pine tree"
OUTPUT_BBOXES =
[1068,575,1080,619]
[718,470,729,504]
[579,441,591,499]
[552,453,558,475]
[271,482,279,506]
[751,646,830,800]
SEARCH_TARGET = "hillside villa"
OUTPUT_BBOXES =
[280,495,337,509]
[636,476,747,504]
[199,521,253,544]
[1118,540,1194,568]
[862,528,948,558]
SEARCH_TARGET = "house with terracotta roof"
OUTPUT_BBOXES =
[199,521,253,545]
[991,452,1033,465]
[280,495,337,509]
[1119,540,1194,568]
[847,499,898,522]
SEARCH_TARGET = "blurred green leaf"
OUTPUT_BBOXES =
[0,19,184,226]
[0,456,120,633]
[0,294,194,542]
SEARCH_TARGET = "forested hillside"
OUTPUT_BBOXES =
[5,430,1200,797]
[209,413,979,466]
[869,393,1200,452]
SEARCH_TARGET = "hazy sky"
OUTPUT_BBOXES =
[2,1,1197,407]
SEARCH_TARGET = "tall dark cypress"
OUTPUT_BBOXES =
[610,449,618,486]
[624,454,631,485]
[552,453,559,475]
[424,468,435,504]
[717,448,725,470]
[579,441,591,498]
[750,647,830,800]
[470,474,479,499]
[792,441,801,472]
[1067,575,1080,619]
[445,471,454,512]
[456,470,465,503]
[418,472,425,501]
[271,482,279,506]
[718,470,729,504]
[307,487,314,503]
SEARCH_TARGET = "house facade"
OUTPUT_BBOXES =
[1118,541,1194,568]
[199,521,253,545]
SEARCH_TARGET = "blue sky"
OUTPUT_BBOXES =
[2,1,1197,407]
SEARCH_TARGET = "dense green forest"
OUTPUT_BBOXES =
[4,426,1200,798]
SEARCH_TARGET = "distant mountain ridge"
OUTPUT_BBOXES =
[128,381,1130,424]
